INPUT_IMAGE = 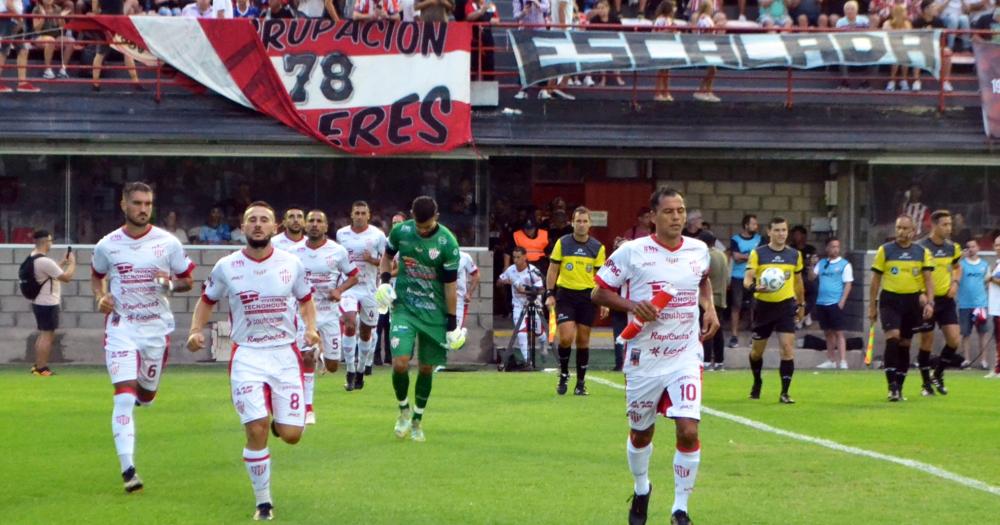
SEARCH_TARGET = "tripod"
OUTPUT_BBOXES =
[499,298,549,371]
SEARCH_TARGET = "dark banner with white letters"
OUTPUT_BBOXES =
[510,29,942,86]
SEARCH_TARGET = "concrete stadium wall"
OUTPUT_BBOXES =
[0,246,494,366]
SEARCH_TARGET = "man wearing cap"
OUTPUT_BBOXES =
[513,217,550,277]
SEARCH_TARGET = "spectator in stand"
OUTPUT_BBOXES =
[900,183,932,237]
[163,210,188,244]
[759,0,795,28]
[586,0,626,89]
[968,0,996,29]
[199,206,232,244]
[465,0,498,80]
[682,209,704,238]
[233,0,259,16]
[0,0,38,93]
[513,217,550,277]
[416,0,453,20]
[972,5,1000,41]
[28,230,76,376]
[825,0,847,24]
[212,0,234,16]
[835,0,871,32]
[810,238,853,369]
[262,0,301,18]
[352,0,399,20]
[652,0,681,102]
[298,0,341,18]
[986,236,1000,378]
[729,214,763,347]
[958,239,991,369]
[870,0,919,28]
[882,4,914,91]
[182,0,216,16]
[912,0,955,91]
[791,0,830,26]
[702,230,730,370]
[33,0,75,80]
[933,0,971,51]
[91,0,142,92]
[688,0,722,102]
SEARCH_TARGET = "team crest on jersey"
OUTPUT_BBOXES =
[110,363,120,375]
[429,248,440,260]
[280,269,292,284]
[391,337,400,349]
[238,291,260,304]
[689,260,702,276]
[115,263,133,274]
[153,243,165,258]
[235,400,245,414]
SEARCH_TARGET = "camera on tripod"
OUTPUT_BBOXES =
[522,285,545,302]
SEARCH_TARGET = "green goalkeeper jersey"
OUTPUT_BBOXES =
[386,220,461,326]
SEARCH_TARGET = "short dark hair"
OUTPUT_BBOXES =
[769,217,788,228]
[411,196,438,223]
[32,229,50,240]
[741,214,757,228]
[307,209,327,220]
[698,230,717,246]
[572,206,590,219]
[931,210,951,224]
[791,225,808,235]
[825,236,840,245]
[351,200,369,210]
[284,205,306,216]
[122,181,153,199]
[512,246,527,256]
[649,187,684,211]
[244,200,276,219]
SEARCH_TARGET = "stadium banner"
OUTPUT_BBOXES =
[70,17,472,155]
[973,40,1000,139]
[510,29,942,86]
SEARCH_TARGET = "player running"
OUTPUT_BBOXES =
[375,196,465,442]
[592,188,719,525]
[336,201,387,391]
[290,210,360,424]
[869,215,935,402]
[90,182,195,493]
[271,206,306,251]
[743,217,805,404]
[187,201,319,521]
[545,206,607,396]
[917,210,962,396]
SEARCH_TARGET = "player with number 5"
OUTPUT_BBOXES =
[187,201,319,522]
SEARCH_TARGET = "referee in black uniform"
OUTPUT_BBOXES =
[546,207,607,396]
[869,215,935,402]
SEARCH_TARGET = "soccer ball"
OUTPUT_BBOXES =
[758,268,786,293]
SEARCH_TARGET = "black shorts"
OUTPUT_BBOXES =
[32,304,60,332]
[752,299,796,340]
[730,277,753,311]
[914,296,959,333]
[879,291,923,340]
[556,287,596,326]
[814,303,846,331]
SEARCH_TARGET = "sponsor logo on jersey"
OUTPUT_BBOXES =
[891,267,900,275]
[238,291,260,304]
[438,236,447,245]
[232,259,245,268]
[604,259,621,277]
[645,245,659,254]
[650,331,689,342]
[115,263,134,274]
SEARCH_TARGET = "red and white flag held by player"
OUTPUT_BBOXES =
[72,17,472,155]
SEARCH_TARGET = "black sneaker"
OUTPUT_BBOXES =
[931,374,948,395]
[749,381,762,400]
[574,381,588,396]
[355,372,365,390]
[556,374,569,395]
[365,365,373,376]
[122,466,143,493]
[728,336,738,348]
[628,484,651,525]
[920,383,935,397]
[344,372,355,391]
[253,502,274,521]
[670,509,693,525]
[779,393,795,404]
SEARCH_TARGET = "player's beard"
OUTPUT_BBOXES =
[247,236,270,249]
[125,212,150,228]
[307,233,325,243]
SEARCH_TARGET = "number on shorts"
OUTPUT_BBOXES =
[290,393,300,410]
[147,364,158,378]
[680,383,697,402]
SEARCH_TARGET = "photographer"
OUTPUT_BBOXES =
[497,246,544,366]
[23,231,76,376]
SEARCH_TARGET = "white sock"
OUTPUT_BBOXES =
[343,334,357,373]
[303,372,314,407]
[358,336,375,370]
[627,440,652,496]
[243,447,272,505]
[365,332,378,366]
[672,444,701,513]
[112,392,137,472]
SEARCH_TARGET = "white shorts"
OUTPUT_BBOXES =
[340,294,378,327]
[105,321,170,392]
[229,343,305,427]
[513,304,544,335]
[297,318,342,360]
[625,364,703,430]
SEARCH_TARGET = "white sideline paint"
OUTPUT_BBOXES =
[579,374,1000,498]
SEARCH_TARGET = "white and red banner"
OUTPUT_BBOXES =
[973,40,1000,139]
[73,17,472,155]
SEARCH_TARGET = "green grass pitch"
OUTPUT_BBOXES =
[2,365,999,524]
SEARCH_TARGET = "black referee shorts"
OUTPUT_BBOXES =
[751,298,796,340]
[879,291,923,340]
[914,296,959,333]
[555,287,596,327]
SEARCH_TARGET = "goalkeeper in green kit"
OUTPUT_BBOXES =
[375,196,466,442]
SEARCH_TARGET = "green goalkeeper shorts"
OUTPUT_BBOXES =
[389,311,449,366]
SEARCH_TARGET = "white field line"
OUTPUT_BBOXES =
[575,374,1000,498]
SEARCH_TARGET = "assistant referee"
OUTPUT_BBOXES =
[869,215,935,402]
[546,206,607,397]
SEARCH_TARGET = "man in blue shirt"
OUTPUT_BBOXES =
[957,239,991,369]
[199,206,232,244]
[728,214,763,347]
[809,238,854,369]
